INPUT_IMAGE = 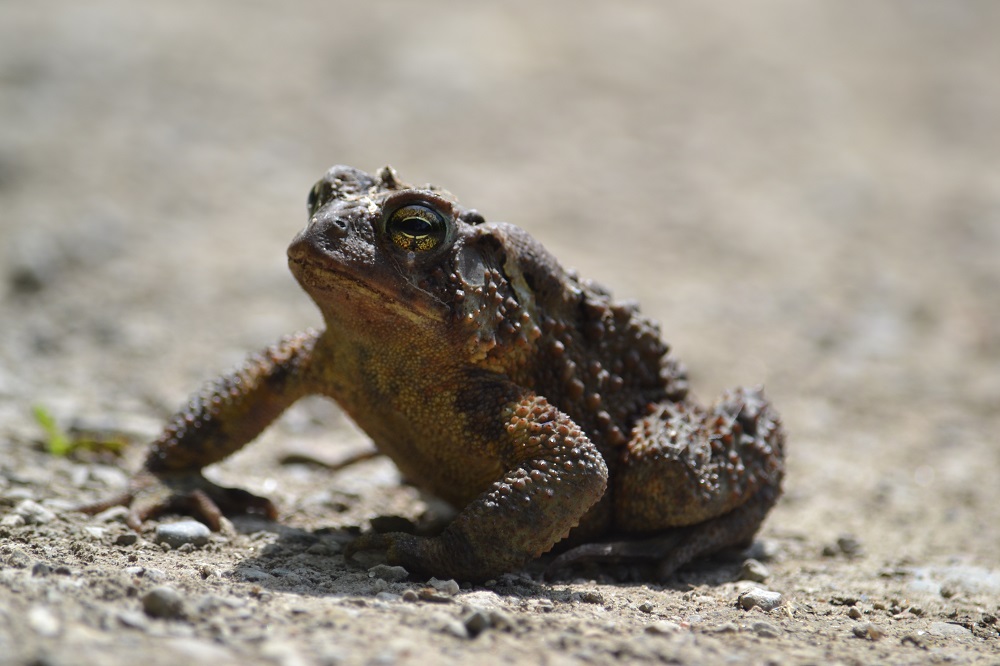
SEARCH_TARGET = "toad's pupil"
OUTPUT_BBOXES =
[398,216,431,236]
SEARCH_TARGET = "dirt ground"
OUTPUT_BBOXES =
[2,2,999,665]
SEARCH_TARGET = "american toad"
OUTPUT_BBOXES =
[89,166,785,582]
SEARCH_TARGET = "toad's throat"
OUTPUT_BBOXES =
[289,255,446,326]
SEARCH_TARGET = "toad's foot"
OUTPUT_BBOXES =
[77,469,277,531]
[546,484,778,581]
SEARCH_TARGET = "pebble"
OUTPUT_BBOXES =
[305,541,340,556]
[93,506,131,524]
[428,577,460,596]
[739,558,770,583]
[441,617,469,639]
[155,521,211,549]
[486,609,514,631]
[743,539,780,561]
[237,567,273,582]
[463,609,492,637]
[13,499,57,525]
[198,564,221,579]
[118,610,149,630]
[27,605,61,637]
[574,590,604,604]
[928,621,971,637]
[115,533,138,546]
[836,534,864,557]
[3,546,32,568]
[852,622,885,640]
[368,564,409,582]
[459,606,514,636]
[143,568,168,583]
[0,513,25,528]
[142,586,187,619]
[83,526,106,540]
[753,621,781,638]
[645,620,682,635]
[738,588,783,612]
[823,533,864,558]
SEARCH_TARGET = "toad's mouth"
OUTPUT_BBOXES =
[287,248,446,325]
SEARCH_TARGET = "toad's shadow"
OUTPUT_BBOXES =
[228,514,761,600]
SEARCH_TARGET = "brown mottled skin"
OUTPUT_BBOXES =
[89,165,785,582]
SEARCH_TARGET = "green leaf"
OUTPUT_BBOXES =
[32,405,72,456]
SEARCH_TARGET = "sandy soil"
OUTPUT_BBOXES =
[2,2,999,664]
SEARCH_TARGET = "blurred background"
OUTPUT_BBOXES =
[1,2,999,563]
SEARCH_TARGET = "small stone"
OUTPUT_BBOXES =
[738,588,783,612]
[739,558,770,583]
[13,499,56,525]
[645,620,681,635]
[428,577,460,596]
[837,534,864,557]
[368,564,409,582]
[487,609,514,631]
[848,607,863,620]
[441,617,469,638]
[155,521,210,549]
[0,513,25,528]
[713,622,739,634]
[743,539,780,561]
[576,590,604,604]
[31,562,52,577]
[83,526,106,540]
[28,605,61,637]
[198,564,221,579]
[463,609,492,637]
[142,568,168,583]
[753,621,781,638]
[830,594,860,606]
[92,506,130,524]
[142,586,186,619]
[928,621,971,637]
[402,589,420,602]
[3,546,32,568]
[237,567,273,582]
[305,541,339,556]
[118,610,149,630]
[852,622,885,640]
[115,533,138,546]
[638,602,655,614]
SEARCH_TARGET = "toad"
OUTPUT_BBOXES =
[87,166,785,582]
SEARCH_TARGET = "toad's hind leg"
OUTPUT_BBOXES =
[552,387,784,579]
[621,387,784,576]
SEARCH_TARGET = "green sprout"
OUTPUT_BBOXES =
[32,405,72,456]
[32,405,129,457]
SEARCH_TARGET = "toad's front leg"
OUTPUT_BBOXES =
[346,390,608,581]
[80,331,321,530]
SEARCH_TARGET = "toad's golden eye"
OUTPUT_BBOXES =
[385,204,447,252]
